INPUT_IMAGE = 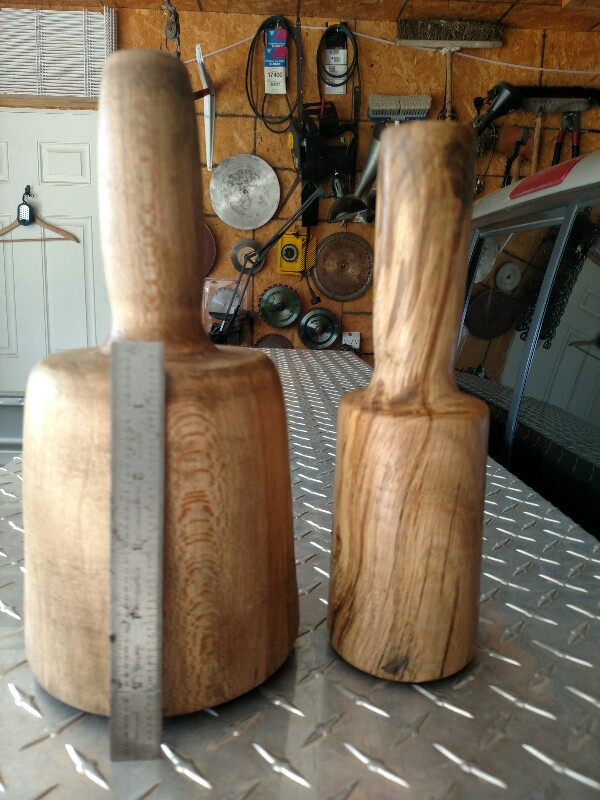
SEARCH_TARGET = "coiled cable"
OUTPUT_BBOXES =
[315,23,361,124]
[245,15,300,134]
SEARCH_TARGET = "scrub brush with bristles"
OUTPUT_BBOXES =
[368,95,432,123]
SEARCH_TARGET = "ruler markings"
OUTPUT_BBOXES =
[110,341,165,761]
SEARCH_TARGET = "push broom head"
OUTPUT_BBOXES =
[368,94,432,123]
[397,18,502,49]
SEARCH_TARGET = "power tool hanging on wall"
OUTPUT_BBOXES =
[244,18,360,224]
[289,21,361,226]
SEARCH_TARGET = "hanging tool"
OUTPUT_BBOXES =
[289,99,359,226]
[211,184,332,343]
[328,123,384,223]
[0,186,79,243]
[552,111,581,165]
[472,82,523,137]
[496,123,533,160]
[439,48,458,122]
[313,232,373,301]
[195,44,215,171]
[258,284,301,328]
[162,1,180,58]
[245,16,299,133]
[519,96,589,173]
[316,21,360,102]
[209,154,280,230]
[255,333,293,348]
[329,95,432,223]
[397,19,502,125]
[277,230,317,279]
[501,126,530,187]
[367,94,432,124]
[473,82,598,173]
[297,307,341,349]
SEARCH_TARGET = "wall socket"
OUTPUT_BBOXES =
[342,332,360,349]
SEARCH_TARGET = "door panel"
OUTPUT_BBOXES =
[0,108,107,393]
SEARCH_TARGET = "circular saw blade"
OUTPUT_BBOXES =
[208,287,242,320]
[255,334,293,349]
[313,233,373,301]
[298,308,341,350]
[209,154,280,230]
[259,284,301,328]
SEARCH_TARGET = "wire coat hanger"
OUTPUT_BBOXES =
[0,186,79,243]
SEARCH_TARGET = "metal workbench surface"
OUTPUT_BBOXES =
[1,350,599,800]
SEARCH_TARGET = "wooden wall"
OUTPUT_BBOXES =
[3,6,599,362]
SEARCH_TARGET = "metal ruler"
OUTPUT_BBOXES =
[110,341,165,761]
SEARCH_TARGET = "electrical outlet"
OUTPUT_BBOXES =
[342,332,360,349]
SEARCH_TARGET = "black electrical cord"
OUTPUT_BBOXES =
[315,23,361,125]
[303,227,321,305]
[245,15,300,134]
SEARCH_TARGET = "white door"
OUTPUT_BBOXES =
[0,108,109,393]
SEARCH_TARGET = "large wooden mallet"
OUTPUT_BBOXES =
[328,122,489,682]
[23,50,298,716]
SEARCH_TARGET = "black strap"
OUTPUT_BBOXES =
[245,15,301,134]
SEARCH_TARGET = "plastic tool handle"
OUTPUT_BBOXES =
[367,122,476,406]
[98,51,214,353]
[552,129,565,166]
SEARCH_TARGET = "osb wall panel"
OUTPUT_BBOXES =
[2,1,599,32]
[2,4,597,359]
[112,9,600,358]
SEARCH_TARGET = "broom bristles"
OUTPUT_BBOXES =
[397,18,502,48]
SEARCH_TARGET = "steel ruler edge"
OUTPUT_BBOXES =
[109,340,165,761]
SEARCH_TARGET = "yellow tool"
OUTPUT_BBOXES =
[277,229,317,278]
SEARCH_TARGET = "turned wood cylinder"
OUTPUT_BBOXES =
[23,50,298,716]
[328,123,489,682]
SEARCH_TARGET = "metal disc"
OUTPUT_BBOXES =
[313,233,373,301]
[255,334,293,349]
[259,285,301,328]
[209,154,280,230]
[495,261,521,292]
[465,289,519,340]
[230,238,264,274]
[298,308,341,350]
[208,287,242,320]
[201,222,216,278]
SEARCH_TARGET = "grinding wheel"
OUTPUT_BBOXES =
[313,233,373,301]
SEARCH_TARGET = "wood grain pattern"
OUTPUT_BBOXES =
[23,50,298,716]
[328,122,489,682]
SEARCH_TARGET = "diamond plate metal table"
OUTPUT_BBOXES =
[1,350,599,800]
